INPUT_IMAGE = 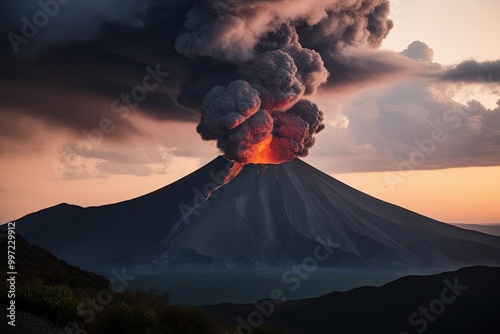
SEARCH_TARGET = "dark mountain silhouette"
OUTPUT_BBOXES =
[8,156,500,271]
[0,230,108,291]
[206,266,500,334]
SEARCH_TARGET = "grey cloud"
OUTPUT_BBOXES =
[54,142,182,179]
[0,0,393,156]
[200,80,262,135]
[240,50,305,109]
[1,0,151,57]
[401,41,434,62]
[314,78,500,173]
[319,47,439,92]
[441,60,500,83]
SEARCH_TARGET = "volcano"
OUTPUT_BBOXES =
[11,156,500,271]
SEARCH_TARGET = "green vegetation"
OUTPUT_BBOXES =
[0,231,287,333]
[15,282,80,327]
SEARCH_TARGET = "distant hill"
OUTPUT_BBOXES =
[207,266,500,334]
[453,224,500,237]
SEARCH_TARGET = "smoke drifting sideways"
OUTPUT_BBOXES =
[176,0,393,165]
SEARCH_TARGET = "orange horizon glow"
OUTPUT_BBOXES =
[333,166,500,225]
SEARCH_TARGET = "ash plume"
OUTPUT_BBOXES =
[0,0,394,162]
[178,0,393,164]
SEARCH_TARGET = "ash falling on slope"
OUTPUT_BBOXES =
[174,0,393,165]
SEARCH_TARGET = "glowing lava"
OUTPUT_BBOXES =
[218,162,244,189]
[251,136,275,164]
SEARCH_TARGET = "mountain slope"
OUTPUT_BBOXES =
[0,230,109,291]
[10,156,231,267]
[8,156,500,270]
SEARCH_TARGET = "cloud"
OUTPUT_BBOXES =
[0,0,151,57]
[172,0,393,162]
[312,67,500,173]
[0,0,395,164]
[440,60,500,83]
[401,40,434,62]
[319,41,500,96]
[1,0,499,174]
[318,47,439,93]
[53,143,184,180]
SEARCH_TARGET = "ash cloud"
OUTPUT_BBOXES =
[400,41,500,85]
[0,0,151,56]
[199,80,264,137]
[441,60,500,83]
[1,0,394,162]
[176,0,394,163]
[1,0,498,174]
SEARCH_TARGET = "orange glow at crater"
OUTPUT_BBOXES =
[250,136,277,164]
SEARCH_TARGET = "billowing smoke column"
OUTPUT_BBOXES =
[195,24,327,164]
[174,0,393,164]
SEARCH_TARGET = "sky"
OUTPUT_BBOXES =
[0,0,499,225]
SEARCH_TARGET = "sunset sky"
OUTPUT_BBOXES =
[0,0,499,225]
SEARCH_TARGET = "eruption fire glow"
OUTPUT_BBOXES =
[177,0,393,174]
[196,24,328,166]
[252,137,274,165]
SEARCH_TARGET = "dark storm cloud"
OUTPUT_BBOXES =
[0,1,200,145]
[320,40,500,92]
[1,0,397,162]
[1,0,498,175]
[0,0,151,57]
[318,48,438,92]
[174,0,393,162]
[441,60,500,83]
